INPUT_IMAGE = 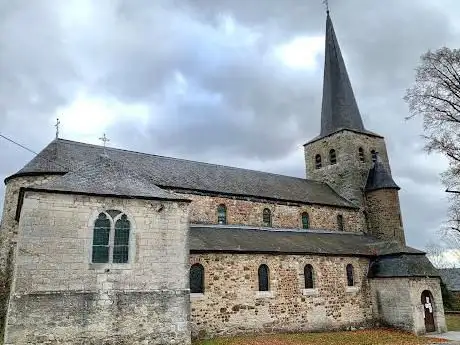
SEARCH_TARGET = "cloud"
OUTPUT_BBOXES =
[0,0,459,250]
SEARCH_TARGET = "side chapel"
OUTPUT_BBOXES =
[0,11,446,345]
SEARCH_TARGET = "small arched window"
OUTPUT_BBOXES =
[371,149,377,163]
[190,263,205,294]
[263,208,272,227]
[315,154,322,169]
[346,264,354,287]
[358,147,365,162]
[301,212,310,229]
[337,214,344,231]
[92,211,130,264]
[258,264,270,291]
[217,204,227,225]
[329,149,337,165]
[304,264,314,289]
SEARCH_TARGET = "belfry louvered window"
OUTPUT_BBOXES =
[315,154,322,169]
[329,149,337,164]
[263,208,272,227]
[371,149,377,163]
[358,147,365,162]
[337,214,344,231]
[92,211,130,264]
[217,204,227,225]
[301,212,310,229]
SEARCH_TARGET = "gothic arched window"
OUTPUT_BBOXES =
[263,208,272,227]
[337,214,344,231]
[329,149,337,165]
[346,264,354,287]
[92,211,130,264]
[301,212,310,229]
[371,149,377,163]
[315,154,322,169]
[258,264,270,291]
[217,204,227,225]
[358,147,365,162]
[304,264,314,289]
[190,264,205,294]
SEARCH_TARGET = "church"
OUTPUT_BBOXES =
[0,11,446,345]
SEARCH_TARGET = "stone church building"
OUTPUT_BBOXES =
[0,12,446,345]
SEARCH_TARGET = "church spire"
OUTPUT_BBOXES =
[320,11,365,137]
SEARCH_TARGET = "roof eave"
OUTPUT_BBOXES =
[303,128,384,146]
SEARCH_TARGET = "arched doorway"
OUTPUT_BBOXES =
[421,290,435,333]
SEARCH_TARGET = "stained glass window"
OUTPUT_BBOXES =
[190,264,204,293]
[304,264,314,289]
[92,213,111,263]
[258,264,269,292]
[113,215,130,264]
[217,204,227,225]
[301,212,309,229]
[346,264,354,287]
[263,208,272,227]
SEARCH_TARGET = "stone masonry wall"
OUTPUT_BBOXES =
[4,191,191,345]
[181,193,365,233]
[370,277,447,335]
[366,189,405,245]
[304,131,390,206]
[190,253,373,338]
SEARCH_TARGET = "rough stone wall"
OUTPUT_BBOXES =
[4,191,191,345]
[304,131,390,206]
[370,277,447,335]
[190,253,373,338]
[366,189,405,245]
[181,193,365,233]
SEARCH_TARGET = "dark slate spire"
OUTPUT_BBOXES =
[365,153,400,192]
[320,12,365,137]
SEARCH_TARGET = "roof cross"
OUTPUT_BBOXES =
[55,118,60,139]
[322,0,329,13]
[99,133,110,155]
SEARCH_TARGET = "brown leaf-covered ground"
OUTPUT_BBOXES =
[193,329,448,345]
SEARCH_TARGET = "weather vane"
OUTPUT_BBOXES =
[99,133,110,155]
[322,0,329,13]
[55,118,60,139]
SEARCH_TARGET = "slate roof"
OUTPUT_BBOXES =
[305,12,382,145]
[365,153,400,192]
[189,224,424,256]
[7,139,355,208]
[27,154,188,201]
[369,254,440,278]
[439,268,460,291]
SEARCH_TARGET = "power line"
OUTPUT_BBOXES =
[0,133,39,156]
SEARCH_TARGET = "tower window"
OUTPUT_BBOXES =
[301,212,310,229]
[315,154,322,169]
[371,149,377,163]
[92,212,131,264]
[263,208,272,227]
[258,264,270,291]
[337,214,344,231]
[304,264,315,289]
[217,204,227,225]
[190,263,205,294]
[329,149,337,165]
[346,264,354,287]
[358,147,365,162]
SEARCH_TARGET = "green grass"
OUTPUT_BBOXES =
[446,313,460,331]
[192,329,447,345]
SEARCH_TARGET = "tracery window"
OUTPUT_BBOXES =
[263,208,272,227]
[371,149,377,163]
[258,264,270,291]
[304,264,314,289]
[190,263,205,294]
[358,147,365,162]
[217,204,227,225]
[315,154,322,169]
[346,264,354,287]
[92,211,130,264]
[329,149,337,165]
[337,214,344,231]
[301,212,310,229]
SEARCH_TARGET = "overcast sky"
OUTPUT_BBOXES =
[1,0,459,252]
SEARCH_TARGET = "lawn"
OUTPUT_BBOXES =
[192,329,447,345]
[446,313,460,331]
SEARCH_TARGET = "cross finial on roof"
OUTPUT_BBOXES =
[55,118,60,139]
[99,133,110,154]
[322,0,329,14]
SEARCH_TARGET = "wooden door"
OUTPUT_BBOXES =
[421,290,435,333]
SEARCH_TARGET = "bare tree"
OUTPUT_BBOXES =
[405,47,460,235]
